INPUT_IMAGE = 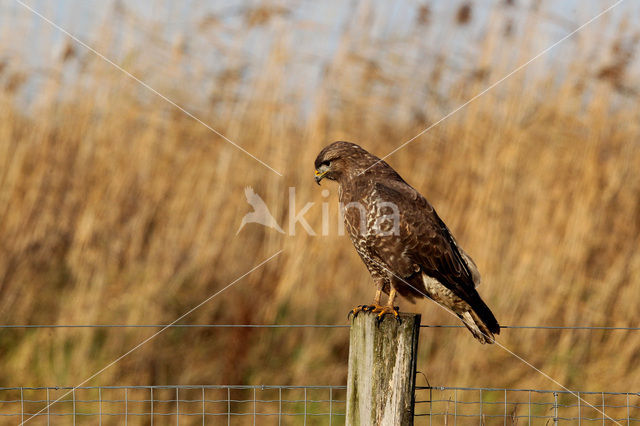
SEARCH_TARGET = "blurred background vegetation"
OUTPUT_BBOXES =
[0,0,639,408]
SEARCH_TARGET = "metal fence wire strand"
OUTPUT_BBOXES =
[3,323,640,331]
[150,387,153,426]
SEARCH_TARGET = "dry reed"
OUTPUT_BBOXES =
[0,1,638,414]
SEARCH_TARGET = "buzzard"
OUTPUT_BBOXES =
[314,141,500,343]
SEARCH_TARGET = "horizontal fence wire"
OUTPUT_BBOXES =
[0,385,347,425]
[415,386,640,425]
[2,324,640,331]
[2,385,638,425]
[0,324,351,329]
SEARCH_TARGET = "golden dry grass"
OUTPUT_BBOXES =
[0,1,639,411]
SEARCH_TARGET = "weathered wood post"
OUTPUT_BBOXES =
[346,312,421,426]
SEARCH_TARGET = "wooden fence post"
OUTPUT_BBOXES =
[346,312,421,426]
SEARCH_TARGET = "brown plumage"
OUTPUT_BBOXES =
[314,141,500,343]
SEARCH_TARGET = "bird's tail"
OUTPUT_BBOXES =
[460,295,500,344]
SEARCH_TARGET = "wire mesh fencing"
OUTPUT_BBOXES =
[415,386,640,425]
[0,385,346,425]
[1,384,639,425]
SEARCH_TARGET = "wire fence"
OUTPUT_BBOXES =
[2,324,640,331]
[2,385,638,425]
[2,322,638,425]
[0,385,347,425]
[415,386,640,425]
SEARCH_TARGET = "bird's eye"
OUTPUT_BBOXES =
[321,160,331,167]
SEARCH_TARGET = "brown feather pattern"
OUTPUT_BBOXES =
[314,141,500,343]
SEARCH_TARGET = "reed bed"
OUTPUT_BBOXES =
[0,0,638,401]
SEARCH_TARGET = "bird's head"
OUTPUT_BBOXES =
[314,141,380,185]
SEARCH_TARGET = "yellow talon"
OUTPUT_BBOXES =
[348,304,401,324]
[348,305,370,319]
[374,306,401,324]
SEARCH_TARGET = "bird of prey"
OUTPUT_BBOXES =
[314,141,499,343]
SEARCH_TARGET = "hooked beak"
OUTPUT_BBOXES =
[314,169,327,185]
